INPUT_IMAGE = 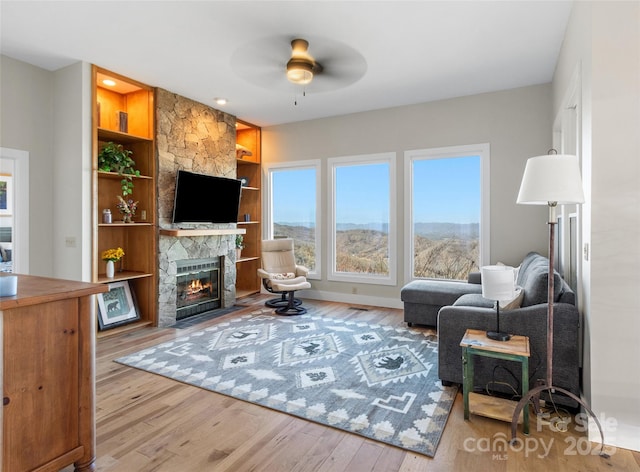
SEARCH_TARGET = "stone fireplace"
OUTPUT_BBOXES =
[158,235,237,327]
[155,88,239,327]
[175,257,221,320]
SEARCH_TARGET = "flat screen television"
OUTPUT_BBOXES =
[172,170,242,224]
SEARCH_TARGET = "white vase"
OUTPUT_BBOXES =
[106,260,115,278]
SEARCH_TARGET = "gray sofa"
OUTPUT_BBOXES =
[401,252,581,407]
[437,252,580,407]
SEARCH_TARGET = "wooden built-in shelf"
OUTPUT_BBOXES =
[97,127,153,143]
[93,65,157,337]
[237,256,260,263]
[237,157,260,166]
[236,123,261,297]
[97,271,153,284]
[99,222,153,227]
[159,228,247,237]
[98,170,153,180]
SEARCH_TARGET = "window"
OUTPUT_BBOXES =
[404,144,489,281]
[328,153,396,285]
[265,161,320,278]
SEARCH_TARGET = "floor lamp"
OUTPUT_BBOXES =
[511,151,607,457]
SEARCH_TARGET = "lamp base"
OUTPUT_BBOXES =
[510,383,609,458]
[486,331,512,342]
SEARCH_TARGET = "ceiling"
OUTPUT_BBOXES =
[0,1,573,128]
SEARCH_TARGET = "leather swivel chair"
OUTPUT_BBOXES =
[257,238,311,315]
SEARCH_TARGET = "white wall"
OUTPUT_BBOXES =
[0,55,54,276]
[553,1,640,452]
[52,62,93,282]
[263,85,553,306]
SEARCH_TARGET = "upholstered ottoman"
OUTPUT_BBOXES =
[401,279,482,327]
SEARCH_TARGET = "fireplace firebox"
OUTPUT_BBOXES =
[175,257,222,320]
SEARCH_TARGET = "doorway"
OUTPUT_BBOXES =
[0,147,29,274]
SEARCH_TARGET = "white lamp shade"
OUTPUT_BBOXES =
[517,154,585,205]
[481,265,516,301]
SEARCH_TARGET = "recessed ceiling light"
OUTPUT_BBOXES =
[102,79,116,87]
[214,97,227,106]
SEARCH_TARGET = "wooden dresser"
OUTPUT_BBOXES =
[0,274,107,472]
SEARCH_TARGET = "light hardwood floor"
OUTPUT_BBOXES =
[73,296,639,471]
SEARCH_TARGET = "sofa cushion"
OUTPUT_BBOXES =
[454,287,524,310]
[453,293,494,308]
[401,280,482,306]
[518,252,563,306]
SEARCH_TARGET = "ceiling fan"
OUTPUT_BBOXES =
[286,38,322,85]
[231,35,367,93]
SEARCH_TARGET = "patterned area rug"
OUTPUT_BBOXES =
[116,309,457,457]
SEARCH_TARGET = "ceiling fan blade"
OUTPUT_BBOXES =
[231,36,290,70]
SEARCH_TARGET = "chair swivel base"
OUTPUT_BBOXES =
[265,293,302,309]
[273,292,307,316]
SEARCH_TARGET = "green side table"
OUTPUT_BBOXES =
[460,328,531,435]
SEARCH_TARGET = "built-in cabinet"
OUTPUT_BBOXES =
[92,66,157,334]
[236,120,262,298]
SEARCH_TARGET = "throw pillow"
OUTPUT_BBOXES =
[270,272,296,280]
[499,286,524,310]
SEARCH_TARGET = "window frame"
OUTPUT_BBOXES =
[327,152,397,285]
[263,159,322,280]
[403,143,490,283]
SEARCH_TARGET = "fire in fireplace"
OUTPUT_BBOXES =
[175,257,222,320]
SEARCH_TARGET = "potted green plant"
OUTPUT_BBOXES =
[235,234,244,259]
[98,141,140,196]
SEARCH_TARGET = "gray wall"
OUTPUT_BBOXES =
[262,84,552,306]
[0,55,54,277]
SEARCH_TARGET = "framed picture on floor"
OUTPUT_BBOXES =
[97,280,139,330]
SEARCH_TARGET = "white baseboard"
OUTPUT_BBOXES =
[589,419,640,453]
[293,288,404,310]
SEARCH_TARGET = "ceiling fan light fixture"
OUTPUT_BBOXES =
[291,38,310,56]
[286,58,314,84]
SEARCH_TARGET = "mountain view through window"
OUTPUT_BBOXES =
[411,155,481,280]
